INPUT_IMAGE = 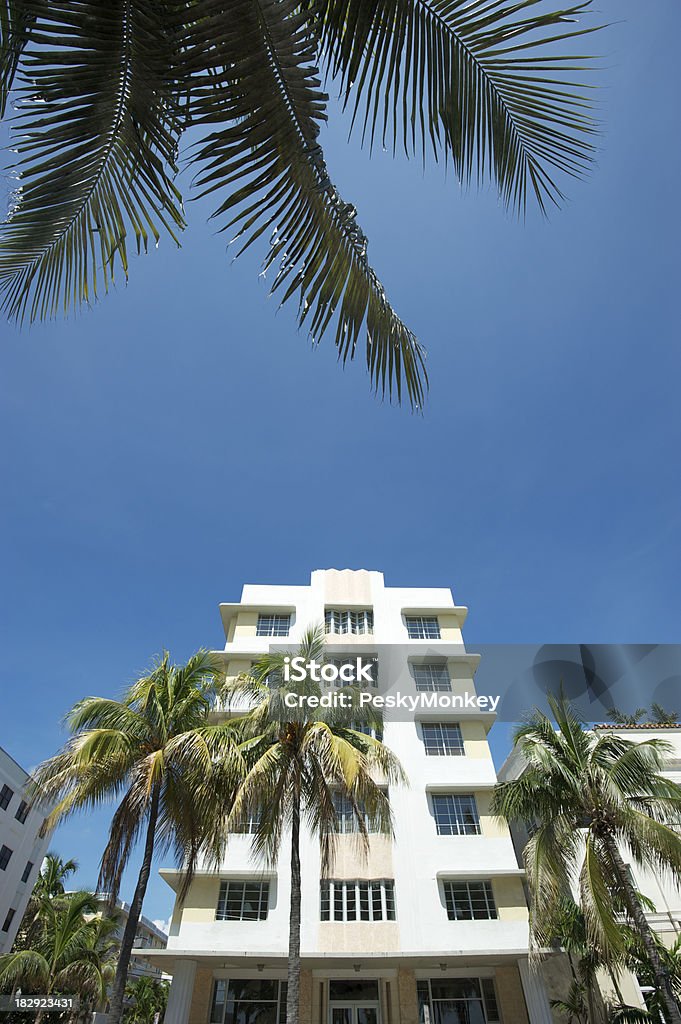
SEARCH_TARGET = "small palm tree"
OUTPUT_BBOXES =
[15,853,79,950]
[492,695,681,1024]
[124,976,169,1024]
[0,890,116,1024]
[607,708,648,727]
[30,650,232,1024]
[0,1,603,404]
[650,704,679,727]
[212,625,406,1024]
[34,853,79,898]
[608,931,681,1024]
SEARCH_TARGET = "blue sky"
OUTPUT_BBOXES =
[1,2,680,925]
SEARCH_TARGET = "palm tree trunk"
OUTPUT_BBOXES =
[108,783,161,1024]
[602,831,681,1024]
[286,774,302,1024]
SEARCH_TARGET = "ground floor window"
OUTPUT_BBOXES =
[417,978,500,1024]
[210,979,287,1024]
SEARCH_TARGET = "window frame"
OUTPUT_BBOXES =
[15,800,30,824]
[256,614,291,638]
[209,979,287,1024]
[1,908,15,933]
[417,978,500,1024]
[442,879,498,921]
[215,879,270,921]
[324,609,374,636]
[328,790,388,834]
[21,860,34,884]
[0,784,13,811]
[421,722,465,757]
[431,793,481,836]
[413,663,451,691]
[0,845,13,870]
[320,879,396,922]
[405,616,441,640]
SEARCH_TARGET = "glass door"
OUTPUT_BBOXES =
[331,1004,354,1024]
[329,1002,380,1024]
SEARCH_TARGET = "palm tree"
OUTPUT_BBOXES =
[34,853,79,898]
[650,704,679,727]
[211,624,406,1024]
[492,694,681,1024]
[0,890,116,1024]
[607,931,681,1024]
[124,976,169,1024]
[14,853,79,950]
[0,1,602,405]
[607,708,648,727]
[547,898,605,1024]
[29,649,233,1024]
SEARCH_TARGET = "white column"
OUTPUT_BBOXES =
[165,959,198,1024]
[517,958,553,1024]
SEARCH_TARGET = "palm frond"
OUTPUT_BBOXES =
[0,0,185,322]
[319,0,601,213]
[0,0,33,117]
[187,0,427,407]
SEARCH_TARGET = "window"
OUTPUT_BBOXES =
[216,880,270,921]
[417,979,500,1024]
[231,811,261,835]
[0,785,12,810]
[432,794,480,835]
[413,664,451,691]
[326,658,378,688]
[210,979,287,1024]
[15,800,30,824]
[348,719,383,741]
[1,908,15,933]
[256,614,290,637]
[21,861,34,884]
[0,845,12,870]
[325,609,374,635]
[443,880,497,921]
[422,723,464,756]
[320,879,395,921]
[406,616,440,639]
[329,981,379,1002]
[329,791,386,834]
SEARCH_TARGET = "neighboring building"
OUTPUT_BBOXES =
[93,894,169,980]
[499,723,681,1015]
[136,569,555,1024]
[0,747,53,953]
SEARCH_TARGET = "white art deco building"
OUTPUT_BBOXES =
[140,570,554,1024]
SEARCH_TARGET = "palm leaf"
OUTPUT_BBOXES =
[0,0,33,117]
[0,0,186,322]
[319,0,602,213]
[186,0,427,407]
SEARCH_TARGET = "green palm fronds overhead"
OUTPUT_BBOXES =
[0,0,602,404]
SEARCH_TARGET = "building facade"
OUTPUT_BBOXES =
[139,570,554,1024]
[0,747,52,954]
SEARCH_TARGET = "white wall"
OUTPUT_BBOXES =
[0,749,52,953]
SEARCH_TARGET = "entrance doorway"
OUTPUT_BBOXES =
[328,979,380,1024]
